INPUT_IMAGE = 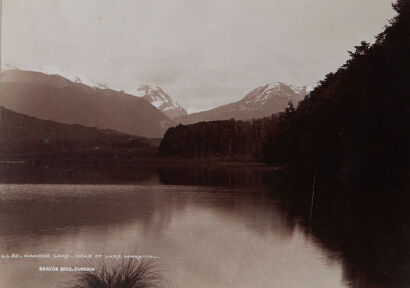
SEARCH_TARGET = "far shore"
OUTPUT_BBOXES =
[0,153,281,169]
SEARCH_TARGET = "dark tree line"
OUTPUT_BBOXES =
[159,116,278,160]
[160,1,410,184]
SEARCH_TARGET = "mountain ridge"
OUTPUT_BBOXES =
[174,82,306,125]
[0,106,158,158]
[0,69,173,138]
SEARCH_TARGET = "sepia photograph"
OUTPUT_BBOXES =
[0,0,409,287]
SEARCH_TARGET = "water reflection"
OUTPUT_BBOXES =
[268,173,410,288]
[0,183,347,288]
[0,163,408,288]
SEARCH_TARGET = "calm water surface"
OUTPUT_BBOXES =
[0,183,348,288]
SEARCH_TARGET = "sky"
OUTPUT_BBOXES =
[1,0,397,112]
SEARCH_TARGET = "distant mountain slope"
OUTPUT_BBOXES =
[0,107,154,154]
[0,70,173,138]
[128,84,187,119]
[174,82,306,125]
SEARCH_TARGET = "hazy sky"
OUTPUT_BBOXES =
[1,0,396,112]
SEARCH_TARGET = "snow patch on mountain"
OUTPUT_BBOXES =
[1,64,110,89]
[41,65,109,89]
[128,85,187,119]
[244,82,306,106]
[236,81,308,115]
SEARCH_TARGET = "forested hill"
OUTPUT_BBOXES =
[159,116,278,160]
[264,0,410,181]
[160,1,410,183]
[0,107,156,157]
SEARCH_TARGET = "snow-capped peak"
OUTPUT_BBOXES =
[244,82,292,104]
[41,65,109,89]
[128,84,187,119]
[251,82,282,104]
[242,82,307,107]
[2,64,110,89]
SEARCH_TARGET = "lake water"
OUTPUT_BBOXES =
[0,182,349,288]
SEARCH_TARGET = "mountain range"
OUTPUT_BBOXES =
[0,68,308,139]
[174,82,306,125]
